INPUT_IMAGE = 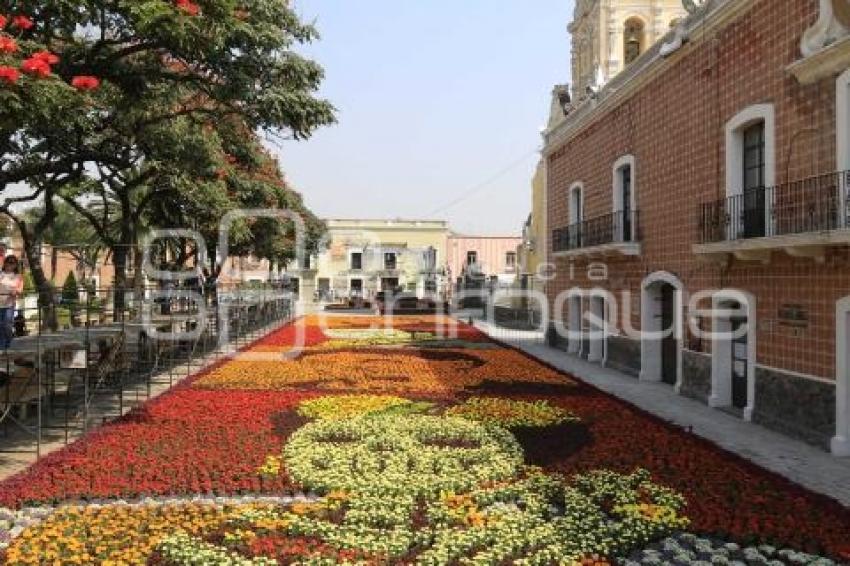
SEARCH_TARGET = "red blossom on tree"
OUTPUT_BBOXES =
[0,65,19,85]
[0,35,16,54]
[10,15,33,30]
[175,0,201,16]
[0,15,8,29]
[20,57,51,78]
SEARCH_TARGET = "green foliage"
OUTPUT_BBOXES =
[61,271,79,305]
[1,0,334,284]
[21,271,34,295]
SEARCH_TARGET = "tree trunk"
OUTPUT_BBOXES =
[112,194,135,322]
[21,234,58,331]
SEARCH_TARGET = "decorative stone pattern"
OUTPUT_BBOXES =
[681,350,712,403]
[606,335,641,377]
[752,367,836,449]
[623,532,840,565]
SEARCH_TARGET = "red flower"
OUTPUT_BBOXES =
[11,15,33,31]
[0,35,17,54]
[31,50,59,65]
[0,15,8,29]
[20,57,51,78]
[175,0,201,16]
[0,65,19,85]
[71,75,100,91]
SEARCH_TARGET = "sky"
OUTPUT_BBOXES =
[272,0,574,236]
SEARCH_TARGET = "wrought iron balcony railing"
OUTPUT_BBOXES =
[699,171,850,243]
[552,210,640,253]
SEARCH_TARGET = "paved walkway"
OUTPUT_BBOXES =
[470,318,850,508]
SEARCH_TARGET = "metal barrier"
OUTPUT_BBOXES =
[0,284,294,460]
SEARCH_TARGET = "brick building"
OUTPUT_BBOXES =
[542,0,850,454]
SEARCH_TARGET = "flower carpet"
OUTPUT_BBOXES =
[0,315,849,565]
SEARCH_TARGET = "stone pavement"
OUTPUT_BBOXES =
[470,318,850,508]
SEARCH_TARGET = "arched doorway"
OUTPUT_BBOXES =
[708,291,756,421]
[641,272,684,389]
[832,297,850,456]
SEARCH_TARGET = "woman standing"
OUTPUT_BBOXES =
[0,255,23,349]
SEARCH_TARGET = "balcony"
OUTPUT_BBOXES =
[695,171,850,263]
[552,210,641,258]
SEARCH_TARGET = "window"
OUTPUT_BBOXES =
[743,123,765,191]
[466,251,478,266]
[725,105,775,239]
[350,252,362,271]
[613,156,637,242]
[384,252,397,270]
[350,279,363,295]
[569,184,583,225]
[624,18,645,65]
[505,251,517,270]
[569,183,584,249]
[302,254,312,270]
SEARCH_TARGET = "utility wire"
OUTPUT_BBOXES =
[426,147,541,217]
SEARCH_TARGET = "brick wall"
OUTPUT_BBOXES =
[545,0,848,380]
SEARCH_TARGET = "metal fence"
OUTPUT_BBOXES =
[699,170,850,243]
[0,284,294,460]
[552,209,640,253]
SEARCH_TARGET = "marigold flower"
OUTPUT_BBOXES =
[71,75,100,91]
[20,57,50,77]
[0,65,19,85]
[0,35,17,54]
[11,15,33,30]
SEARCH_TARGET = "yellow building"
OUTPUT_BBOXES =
[512,160,548,309]
[299,219,450,303]
[569,0,688,102]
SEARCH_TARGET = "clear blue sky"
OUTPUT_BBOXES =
[272,0,574,236]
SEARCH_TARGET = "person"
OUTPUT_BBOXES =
[0,255,23,349]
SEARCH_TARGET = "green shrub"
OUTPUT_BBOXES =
[62,272,79,305]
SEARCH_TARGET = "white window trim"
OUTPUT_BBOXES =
[569,182,584,225]
[612,154,637,240]
[725,104,776,195]
[833,296,850,456]
[837,69,850,172]
[725,104,776,239]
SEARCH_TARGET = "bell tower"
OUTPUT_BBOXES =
[569,0,689,100]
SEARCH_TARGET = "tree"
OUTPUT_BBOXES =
[1,1,335,320]
[61,270,77,305]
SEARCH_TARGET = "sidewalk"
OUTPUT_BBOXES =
[471,318,850,508]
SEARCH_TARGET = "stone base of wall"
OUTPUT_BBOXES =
[546,323,569,351]
[752,367,836,450]
[605,335,640,377]
[681,350,712,403]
